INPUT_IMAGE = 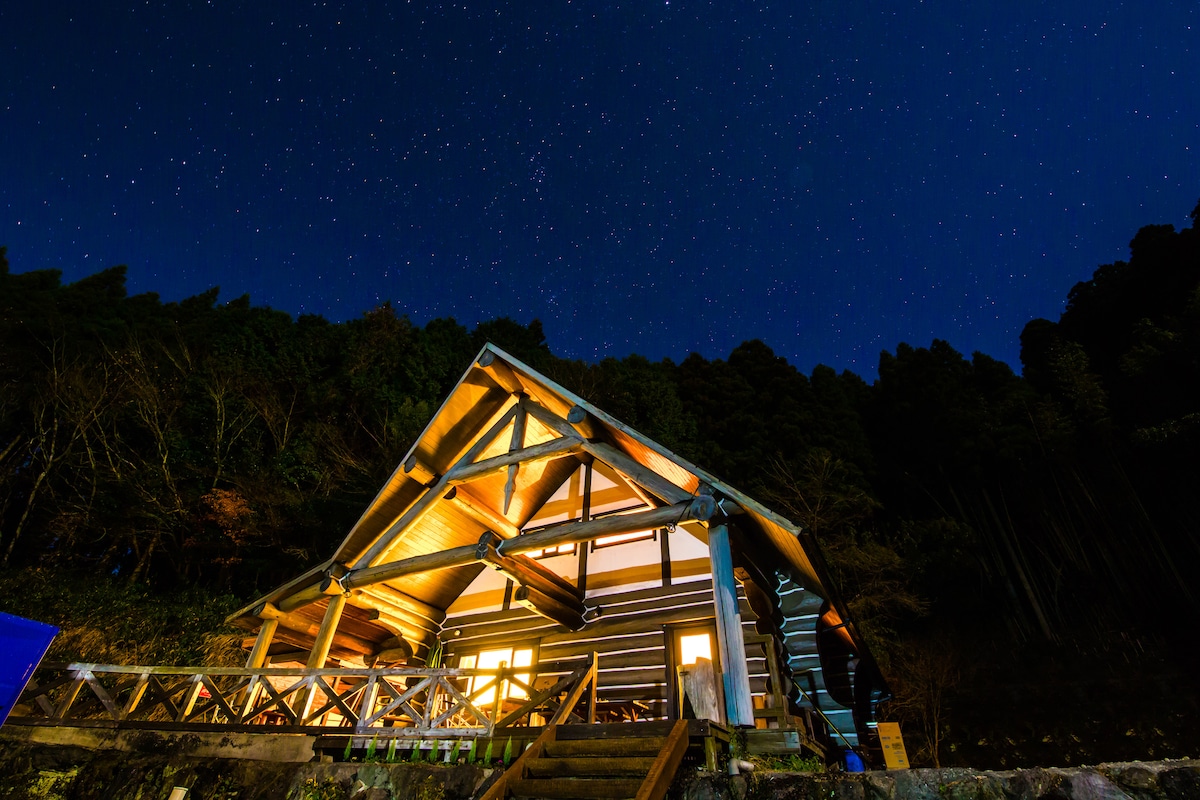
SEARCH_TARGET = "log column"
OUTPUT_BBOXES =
[709,522,755,727]
[245,617,278,669]
[307,594,348,669]
[298,594,348,721]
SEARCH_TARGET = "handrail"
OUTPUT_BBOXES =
[10,655,600,738]
[789,675,855,750]
[636,718,689,800]
[474,652,599,800]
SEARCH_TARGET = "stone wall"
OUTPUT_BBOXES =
[1,726,1197,800]
[691,762,1200,800]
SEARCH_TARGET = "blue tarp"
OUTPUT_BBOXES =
[0,612,58,726]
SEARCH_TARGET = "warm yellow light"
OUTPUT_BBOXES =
[464,647,533,705]
[679,633,712,665]
[594,529,652,547]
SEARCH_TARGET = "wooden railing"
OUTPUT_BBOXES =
[477,653,598,800]
[9,654,599,738]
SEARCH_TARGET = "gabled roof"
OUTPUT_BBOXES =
[228,344,853,661]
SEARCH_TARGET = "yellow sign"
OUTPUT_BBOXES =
[876,721,910,769]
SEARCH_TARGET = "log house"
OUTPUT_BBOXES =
[227,345,887,749]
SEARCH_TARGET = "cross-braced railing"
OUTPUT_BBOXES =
[9,654,598,737]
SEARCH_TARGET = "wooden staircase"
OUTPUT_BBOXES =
[480,720,690,800]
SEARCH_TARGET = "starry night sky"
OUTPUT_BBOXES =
[3,1,1197,377]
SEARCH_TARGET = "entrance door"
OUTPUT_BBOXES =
[670,624,722,721]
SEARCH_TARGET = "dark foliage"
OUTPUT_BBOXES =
[1,199,1198,768]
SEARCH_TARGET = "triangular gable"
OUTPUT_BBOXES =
[227,344,859,668]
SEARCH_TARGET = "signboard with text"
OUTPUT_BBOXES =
[876,721,911,769]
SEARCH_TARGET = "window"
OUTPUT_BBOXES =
[523,542,577,559]
[678,632,713,665]
[592,528,657,549]
[671,624,718,670]
[459,646,534,705]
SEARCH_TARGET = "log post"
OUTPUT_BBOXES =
[245,618,278,669]
[709,523,755,727]
[299,594,348,722]
[308,595,348,668]
[576,459,592,593]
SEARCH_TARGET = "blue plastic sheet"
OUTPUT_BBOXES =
[0,612,58,726]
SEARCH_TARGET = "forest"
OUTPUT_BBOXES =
[1,202,1197,769]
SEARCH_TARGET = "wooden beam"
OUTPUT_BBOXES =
[339,499,712,595]
[342,544,481,590]
[349,598,438,640]
[476,534,584,610]
[444,485,521,539]
[270,626,359,664]
[253,601,379,655]
[524,397,688,508]
[582,442,693,506]
[402,454,438,486]
[355,584,446,624]
[445,435,584,486]
[503,403,527,514]
[518,395,600,447]
[576,459,592,594]
[275,582,328,614]
[514,585,586,631]
[499,497,716,558]
[477,349,525,394]
[709,523,755,727]
[636,719,690,800]
[354,403,521,569]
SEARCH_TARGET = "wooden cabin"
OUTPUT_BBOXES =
[227,345,887,752]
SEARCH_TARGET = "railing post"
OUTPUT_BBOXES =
[177,674,205,722]
[122,672,151,721]
[489,661,507,735]
[587,652,597,724]
[356,673,379,734]
[52,668,87,722]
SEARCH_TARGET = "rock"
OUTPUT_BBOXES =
[1061,770,1135,800]
[863,771,895,799]
[1101,762,1160,798]
[1158,762,1200,800]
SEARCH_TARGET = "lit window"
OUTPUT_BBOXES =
[592,529,656,549]
[524,542,578,558]
[460,646,534,705]
[679,632,712,665]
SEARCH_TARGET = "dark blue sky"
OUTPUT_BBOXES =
[3,1,1197,377]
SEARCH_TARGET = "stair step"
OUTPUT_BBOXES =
[542,736,666,759]
[509,777,644,800]
[525,755,657,778]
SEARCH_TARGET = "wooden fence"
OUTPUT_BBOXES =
[9,654,598,738]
